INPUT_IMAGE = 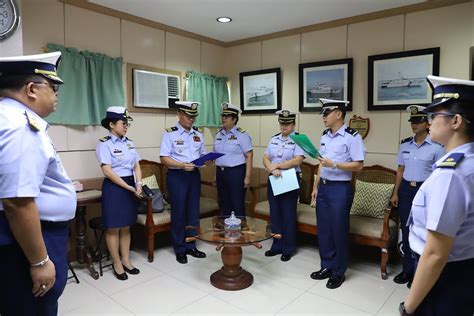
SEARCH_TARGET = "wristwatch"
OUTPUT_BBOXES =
[399,302,414,316]
[331,162,337,170]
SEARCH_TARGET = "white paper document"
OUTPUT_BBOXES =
[269,168,300,196]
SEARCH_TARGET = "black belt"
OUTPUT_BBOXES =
[402,179,424,188]
[320,178,351,185]
[40,220,70,229]
[217,163,245,171]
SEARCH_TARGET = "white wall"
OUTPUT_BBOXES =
[20,1,474,179]
[225,2,474,169]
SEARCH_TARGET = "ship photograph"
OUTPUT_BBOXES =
[375,59,430,102]
[305,68,344,104]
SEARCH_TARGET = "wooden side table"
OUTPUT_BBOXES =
[75,190,102,280]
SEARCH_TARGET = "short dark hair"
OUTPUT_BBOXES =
[0,74,44,91]
[105,118,123,131]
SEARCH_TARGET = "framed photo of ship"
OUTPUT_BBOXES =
[239,68,281,114]
[298,58,353,112]
[368,47,440,111]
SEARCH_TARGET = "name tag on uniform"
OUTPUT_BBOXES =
[175,139,184,145]
[113,149,123,154]
[403,151,410,154]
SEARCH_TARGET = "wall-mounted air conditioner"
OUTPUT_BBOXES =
[133,69,180,109]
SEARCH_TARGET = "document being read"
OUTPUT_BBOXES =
[269,168,300,196]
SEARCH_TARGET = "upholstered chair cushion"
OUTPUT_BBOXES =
[350,180,394,219]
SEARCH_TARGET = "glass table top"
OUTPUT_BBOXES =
[195,216,273,245]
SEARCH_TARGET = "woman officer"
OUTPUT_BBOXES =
[96,106,142,281]
[391,105,444,287]
[400,76,474,315]
[213,102,253,217]
[263,110,305,262]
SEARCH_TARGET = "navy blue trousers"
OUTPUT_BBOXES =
[0,219,69,316]
[414,255,474,316]
[316,181,352,277]
[166,169,201,254]
[398,180,419,275]
[267,178,299,256]
[216,164,246,217]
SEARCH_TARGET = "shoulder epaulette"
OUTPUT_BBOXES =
[345,127,358,136]
[322,129,330,135]
[400,137,413,144]
[237,127,246,133]
[437,153,464,169]
[166,126,178,133]
[294,132,299,135]
[24,111,40,132]
[192,126,203,133]
[125,137,133,141]
[273,132,281,137]
[99,136,111,142]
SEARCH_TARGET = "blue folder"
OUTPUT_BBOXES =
[192,152,225,166]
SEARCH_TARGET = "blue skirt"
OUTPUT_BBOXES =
[101,176,138,229]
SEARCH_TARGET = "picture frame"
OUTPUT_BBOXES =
[368,47,440,111]
[298,58,353,112]
[239,68,281,114]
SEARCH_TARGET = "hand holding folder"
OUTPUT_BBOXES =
[289,134,321,158]
[191,152,225,167]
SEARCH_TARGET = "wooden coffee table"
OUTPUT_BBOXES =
[187,216,273,291]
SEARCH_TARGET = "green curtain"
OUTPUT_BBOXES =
[45,43,124,125]
[187,71,229,127]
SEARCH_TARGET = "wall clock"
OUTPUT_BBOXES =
[0,0,20,42]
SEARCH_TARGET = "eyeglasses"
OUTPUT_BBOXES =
[427,112,456,123]
[119,122,131,127]
[32,81,60,93]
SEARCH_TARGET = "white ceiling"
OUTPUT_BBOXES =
[89,0,426,43]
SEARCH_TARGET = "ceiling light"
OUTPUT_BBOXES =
[217,17,232,23]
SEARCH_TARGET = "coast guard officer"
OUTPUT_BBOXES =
[310,98,365,289]
[96,107,142,280]
[391,105,444,288]
[263,110,305,262]
[214,102,253,217]
[0,52,77,315]
[401,76,474,315]
[160,101,207,264]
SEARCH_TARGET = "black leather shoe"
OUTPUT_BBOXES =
[281,254,292,262]
[326,275,345,289]
[176,253,188,264]
[393,271,412,284]
[112,265,128,281]
[123,265,140,275]
[264,249,282,257]
[185,248,206,258]
[310,268,332,280]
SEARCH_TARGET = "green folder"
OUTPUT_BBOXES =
[290,134,321,158]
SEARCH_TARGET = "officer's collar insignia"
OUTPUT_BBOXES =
[24,111,40,132]
[192,126,203,133]
[99,136,111,142]
[166,126,178,132]
[437,153,464,168]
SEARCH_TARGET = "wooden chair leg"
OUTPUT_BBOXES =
[381,247,389,280]
[147,231,155,262]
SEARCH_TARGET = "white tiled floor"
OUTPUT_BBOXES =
[60,239,409,315]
